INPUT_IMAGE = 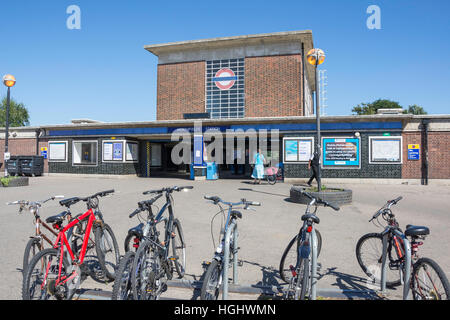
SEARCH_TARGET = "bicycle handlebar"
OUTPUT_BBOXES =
[301,191,340,211]
[204,195,261,207]
[129,193,164,218]
[369,196,403,222]
[143,185,194,195]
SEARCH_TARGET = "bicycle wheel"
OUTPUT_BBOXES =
[411,257,450,300]
[200,259,223,300]
[22,248,72,300]
[132,239,167,300]
[23,237,43,275]
[124,232,142,253]
[355,233,402,288]
[112,251,136,300]
[279,229,322,283]
[95,223,120,281]
[267,175,277,185]
[171,219,186,278]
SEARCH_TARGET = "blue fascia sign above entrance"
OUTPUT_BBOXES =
[48,122,402,137]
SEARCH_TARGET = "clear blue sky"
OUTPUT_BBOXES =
[1,0,449,126]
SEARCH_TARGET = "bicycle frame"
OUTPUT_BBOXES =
[222,210,239,300]
[46,208,96,288]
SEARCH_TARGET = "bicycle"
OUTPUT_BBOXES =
[112,192,163,300]
[7,195,66,273]
[200,195,261,300]
[356,196,449,300]
[283,190,339,300]
[22,190,119,300]
[130,186,191,300]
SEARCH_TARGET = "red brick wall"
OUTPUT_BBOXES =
[402,131,450,179]
[245,54,303,118]
[157,61,206,120]
[0,138,49,173]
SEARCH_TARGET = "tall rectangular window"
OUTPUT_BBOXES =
[73,141,97,165]
[206,58,245,119]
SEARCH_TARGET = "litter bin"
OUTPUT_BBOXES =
[5,156,20,176]
[19,155,44,176]
[206,162,218,180]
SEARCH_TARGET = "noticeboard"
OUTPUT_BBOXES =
[322,137,360,168]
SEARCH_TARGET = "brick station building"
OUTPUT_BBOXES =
[1,30,450,183]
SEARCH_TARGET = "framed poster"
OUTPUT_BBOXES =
[48,141,68,162]
[103,142,113,161]
[126,142,139,161]
[193,135,204,166]
[322,137,360,168]
[283,137,314,163]
[113,142,123,161]
[369,136,402,164]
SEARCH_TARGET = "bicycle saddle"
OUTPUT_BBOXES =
[59,197,81,208]
[405,225,430,237]
[46,211,69,224]
[301,214,320,224]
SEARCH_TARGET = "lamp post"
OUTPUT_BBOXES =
[307,49,325,192]
[3,74,16,177]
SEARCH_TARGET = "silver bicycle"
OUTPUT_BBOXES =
[200,195,261,300]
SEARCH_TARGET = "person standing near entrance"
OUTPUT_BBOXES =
[307,151,320,187]
[251,148,265,184]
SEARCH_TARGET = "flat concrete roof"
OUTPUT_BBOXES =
[144,30,316,91]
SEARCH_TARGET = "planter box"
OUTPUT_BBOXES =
[1,176,29,188]
[290,185,352,206]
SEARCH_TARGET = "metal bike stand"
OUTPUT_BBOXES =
[222,220,238,300]
[310,229,318,300]
[380,230,412,300]
[393,229,411,300]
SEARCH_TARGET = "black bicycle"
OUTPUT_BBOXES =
[112,192,163,300]
[130,186,191,300]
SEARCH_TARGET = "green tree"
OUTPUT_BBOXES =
[403,104,427,115]
[0,96,30,127]
[352,99,403,115]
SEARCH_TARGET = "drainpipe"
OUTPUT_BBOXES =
[35,128,42,155]
[420,119,429,185]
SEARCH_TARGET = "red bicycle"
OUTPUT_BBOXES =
[22,190,119,300]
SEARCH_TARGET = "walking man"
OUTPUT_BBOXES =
[307,151,320,187]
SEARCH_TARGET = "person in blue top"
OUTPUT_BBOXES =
[251,148,265,184]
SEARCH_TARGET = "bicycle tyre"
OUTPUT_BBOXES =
[267,175,277,185]
[124,232,142,253]
[200,259,222,300]
[23,237,42,275]
[279,229,322,283]
[171,219,186,278]
[411,257,450,300]
[355,232,401,288]
[22,248,71,300]
[95,223,120,281]
[131,239,161,300]
[112,251,136,300]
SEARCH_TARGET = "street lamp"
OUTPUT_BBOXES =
[307,48,325,192]
[3,74,16,177]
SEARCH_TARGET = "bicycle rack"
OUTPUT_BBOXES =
[380,230,411,300]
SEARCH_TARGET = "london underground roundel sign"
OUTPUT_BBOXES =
[213,68,237,90]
